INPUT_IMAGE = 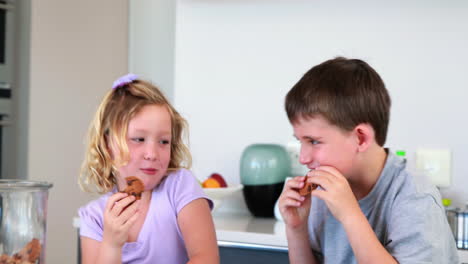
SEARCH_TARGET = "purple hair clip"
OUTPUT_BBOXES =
[112,73,138,90]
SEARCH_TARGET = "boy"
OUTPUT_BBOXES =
[277,57,459,263]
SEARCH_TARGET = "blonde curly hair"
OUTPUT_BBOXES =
[79,79,192,194]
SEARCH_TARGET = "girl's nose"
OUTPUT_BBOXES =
[143,143,158,161]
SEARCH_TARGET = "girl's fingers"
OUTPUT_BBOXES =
[106,192,129,212]
[119,200,140,220]
[122,210,140,230]
[111,196,136,217]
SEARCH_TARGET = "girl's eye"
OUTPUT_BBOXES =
[160,140,170,145]
[131,138,145,143]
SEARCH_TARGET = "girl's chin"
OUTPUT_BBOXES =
[140,179,161,191]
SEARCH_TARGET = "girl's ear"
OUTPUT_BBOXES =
[353,123,374,152]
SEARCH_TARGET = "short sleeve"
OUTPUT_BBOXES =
[387,194,458,264]
[166,169,213,213]
[77,199,106,242]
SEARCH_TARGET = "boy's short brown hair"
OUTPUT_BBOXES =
[285,57,391,146]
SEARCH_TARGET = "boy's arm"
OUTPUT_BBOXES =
[308,166,398,264]
[341,211,398,264]
[286,225,318,264]
[278,176,319,264]
[178,198,219,264]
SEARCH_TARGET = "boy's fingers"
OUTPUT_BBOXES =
[311,188,327,201]
[281,197,306,209]
[307,174,332,190]
[316,166,342,179]
[286,177,305,190]
[287,189,306,202]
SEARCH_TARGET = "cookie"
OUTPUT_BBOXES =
[17,238,41,263]
[1,238,42,264]
[298,181,318,196]
[121,176,144,200]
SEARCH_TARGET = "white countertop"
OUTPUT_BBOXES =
[212,212,468,262]
[213,212,287,249]
[460,249,468,263]
[73,212,468,260]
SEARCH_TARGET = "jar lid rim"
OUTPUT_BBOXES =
[0,179,53,190]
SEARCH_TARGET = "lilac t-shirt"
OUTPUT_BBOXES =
[78,169,213,264]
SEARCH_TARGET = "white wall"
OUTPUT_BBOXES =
[129,0,176,102]
[25,0,128,262]
[174,1,468,206]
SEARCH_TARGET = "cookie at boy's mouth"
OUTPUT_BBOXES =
[298,177,318,196]
[121,176,144,200]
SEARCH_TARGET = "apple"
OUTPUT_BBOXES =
[209,173,227,188]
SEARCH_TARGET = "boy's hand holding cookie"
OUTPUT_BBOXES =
[307,166,361,224]
[278,176,312,230]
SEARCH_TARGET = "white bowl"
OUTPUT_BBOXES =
[203,184,243,211]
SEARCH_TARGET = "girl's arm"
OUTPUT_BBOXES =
[178,198,219,264]
[81,237,122,264]
[81,192,139,264]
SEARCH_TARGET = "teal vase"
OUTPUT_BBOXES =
[240,144,291,217]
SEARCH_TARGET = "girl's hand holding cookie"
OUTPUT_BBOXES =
[307,166,360,224]
[278,176,311,230]
[102,192,140,249]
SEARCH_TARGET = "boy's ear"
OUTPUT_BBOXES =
[354,123,374,152]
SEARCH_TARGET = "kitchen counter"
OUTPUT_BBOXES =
[460,250,468,264]
[73,213,468,262]
[212,212,468,263]
[213,212,287,250]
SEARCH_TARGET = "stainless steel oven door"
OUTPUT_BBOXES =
[0,0,14,116]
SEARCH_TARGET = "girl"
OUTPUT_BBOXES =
[78,74,219,264]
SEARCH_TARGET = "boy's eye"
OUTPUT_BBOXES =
[310,140,320,145]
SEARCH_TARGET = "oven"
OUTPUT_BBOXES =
[0,0,14,178]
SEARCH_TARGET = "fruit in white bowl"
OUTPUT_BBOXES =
[202,173,227,188]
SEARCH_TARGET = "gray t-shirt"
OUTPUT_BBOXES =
[308,152,459,264]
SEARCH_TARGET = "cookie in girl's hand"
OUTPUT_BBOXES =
[121,176,144,200]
